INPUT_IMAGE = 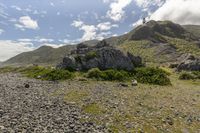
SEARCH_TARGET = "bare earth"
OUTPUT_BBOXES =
[0,73,200,133]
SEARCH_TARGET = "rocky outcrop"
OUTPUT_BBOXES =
[176,54,200,71]
[57,41,142,71]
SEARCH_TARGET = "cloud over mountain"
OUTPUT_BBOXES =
[0,40,34,61]
[15,16,39,30]
[151,0,200,25]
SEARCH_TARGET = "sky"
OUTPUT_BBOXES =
[0,0,200,61]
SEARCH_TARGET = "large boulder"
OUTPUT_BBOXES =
[176,54,200,71]
[57,41,142,71]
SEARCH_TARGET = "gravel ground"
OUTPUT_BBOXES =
[0,73,108,133]
[0,73,200,133]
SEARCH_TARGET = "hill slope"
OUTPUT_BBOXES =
[115,21,200,65]
[3,21,200,66]
[3,45,76,66]
[183,25,200,39]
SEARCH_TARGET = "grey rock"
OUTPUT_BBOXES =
[176,54,200,71]
[57,41,142,71]
[118,83,129,87]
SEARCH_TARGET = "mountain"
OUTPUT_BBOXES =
[3,20,200,66]
[183,25,200,39]
[3,40,99,66]
[3,45,76,66]
[114,21,200,64]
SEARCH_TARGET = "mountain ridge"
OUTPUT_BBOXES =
[3,20,200,66]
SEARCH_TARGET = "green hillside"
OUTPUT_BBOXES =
[183,25,200,39]
[3,45,76,66]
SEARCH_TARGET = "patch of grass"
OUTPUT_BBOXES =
[0,66,23,73]
[87,68,129,81]
[21,66,74,81]
[159,67,172,75]
[85,51,98,61]
[119,40,157,63]
[64,90,88,103]
[164,37,200,56]
[134,67,171,85]
[83,103,105,115]
[179,71,200,80]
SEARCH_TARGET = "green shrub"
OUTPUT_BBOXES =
[87,68,102,80]
[21,66,74,81]
[179,71,199,80]
[85,51,98,61]
[134,67,171,85]
[43,69,73,80]
[101,70,129,81]
[87,68,129,81]
[192,71,200,79]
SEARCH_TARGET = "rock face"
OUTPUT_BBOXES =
[176,54,200,71]
[57,41,142,71]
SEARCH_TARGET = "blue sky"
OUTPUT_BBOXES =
[0,0,199,61]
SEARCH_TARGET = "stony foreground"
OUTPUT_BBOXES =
[0,73,200,133]
[0,73,108,133]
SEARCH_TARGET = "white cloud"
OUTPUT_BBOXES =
[11,5,22,11]
[150,0,200,25]
[97,22,118,31]
[107,0,132,21]
[71,20,84,27]
[15,16,39,30]
[43,43,64,48]
[0,3,8,19]
[18,38,54,43]
[50,2,55,7]
[134,0,164,8]
[0,29,4,34]
[102,0,112,3]
[71,20,118,41]
[0,40,34,61]
[37,38,54,43]
[80,25,97,41]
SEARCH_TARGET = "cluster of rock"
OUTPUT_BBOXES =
[170,54,200,71]
[57,41,142,71]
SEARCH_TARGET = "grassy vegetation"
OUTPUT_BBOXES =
[83,103,105,115]
[179,71,200,80]
[164,37,200,56]
[64,90,89,103]
[119,40,158,63]
[119,37,200,65]
[51,75,200,133]
[0,66,172,85]
[85,51,98,61]
[86,67,171,85]
[86,68,130,81]
[20,66,74,81]
[133,67,171,85]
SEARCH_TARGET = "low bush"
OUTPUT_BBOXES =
[85,51,98,61]
[21,66,74,81]
[179,71,200,80]
[134,67,171,85]
[87,68,129,81]
[192,71,200,79]
[43,69,74,80]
